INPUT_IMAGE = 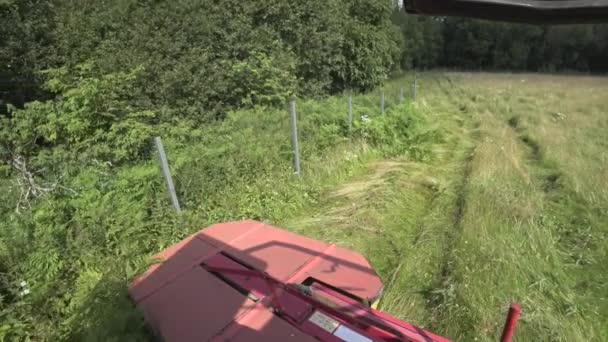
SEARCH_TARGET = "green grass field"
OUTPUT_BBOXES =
[1,72,606,341]
[286,72,608,341]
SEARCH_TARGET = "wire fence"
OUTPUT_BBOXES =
[154,77,420,212]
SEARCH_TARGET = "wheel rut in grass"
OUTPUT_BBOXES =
[505,114,608,334]
[507,115,603,277]
[424,146,476,325]
[507,115,562,195]
[424,125,480,329]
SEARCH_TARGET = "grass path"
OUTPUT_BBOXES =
[284,73,478,332]
[443,73,608,341]
[283,72,608,341]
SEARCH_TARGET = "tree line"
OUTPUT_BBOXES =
[392,11,608,72]
[1,0,401,166]
[0,0,608,132]
[2,0,607,123]
[1,0,399,119]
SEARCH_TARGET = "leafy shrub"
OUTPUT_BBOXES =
[353,103,437,160]
[231,49,297,107]
[1,64,155,165]
[43,0,399,121]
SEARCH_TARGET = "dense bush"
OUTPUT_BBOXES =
[0,0,57,109]
[354,103,437,160]
[1,0,400,121]
[1,64,155,167]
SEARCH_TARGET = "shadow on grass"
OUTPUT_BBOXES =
[64,272,154,341]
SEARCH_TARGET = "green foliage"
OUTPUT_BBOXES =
[353,104,436,160]
[43,0,399,121]
[1,64,155,165]
[391,14,444,69]
[390,8,608,72]
[0,0,57,111]
[1,0,401,122]
[231,49,297,107]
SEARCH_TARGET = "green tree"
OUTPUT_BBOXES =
[0,0,57,113]
[391,11,443,69]
[1,64,155,167]
[48,0,400,120]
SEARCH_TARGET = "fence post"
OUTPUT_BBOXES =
[154,136,181,213]
[400,86,404,104]
[347,94,353,133]
[380,92,385,114]
[412,74,418,102]
[288,98,301,176]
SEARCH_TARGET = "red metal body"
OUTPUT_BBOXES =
[130,220,451,341]
[130,220,519,341]
[500,304,521,342]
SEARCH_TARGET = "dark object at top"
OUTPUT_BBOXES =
[404,0,608,24]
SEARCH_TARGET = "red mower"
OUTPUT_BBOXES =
[130,220,519,341]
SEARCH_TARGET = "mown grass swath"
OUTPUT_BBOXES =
[288,73,608,341]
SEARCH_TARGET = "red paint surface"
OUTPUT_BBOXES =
[129,220,451,341]
[500,303,521,342]
[139,266,256,341]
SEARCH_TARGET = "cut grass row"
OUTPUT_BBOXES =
[424,73,608,340]
[286,73,478,332]
[286,72,608,341]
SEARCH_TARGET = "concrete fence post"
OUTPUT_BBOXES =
[154,137,181,212]
[380,92,385,114]
[412,75,418,102]
[347,94,353,133]
[288,98,301,175]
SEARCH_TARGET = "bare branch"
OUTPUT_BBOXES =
[10,155,62,212]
